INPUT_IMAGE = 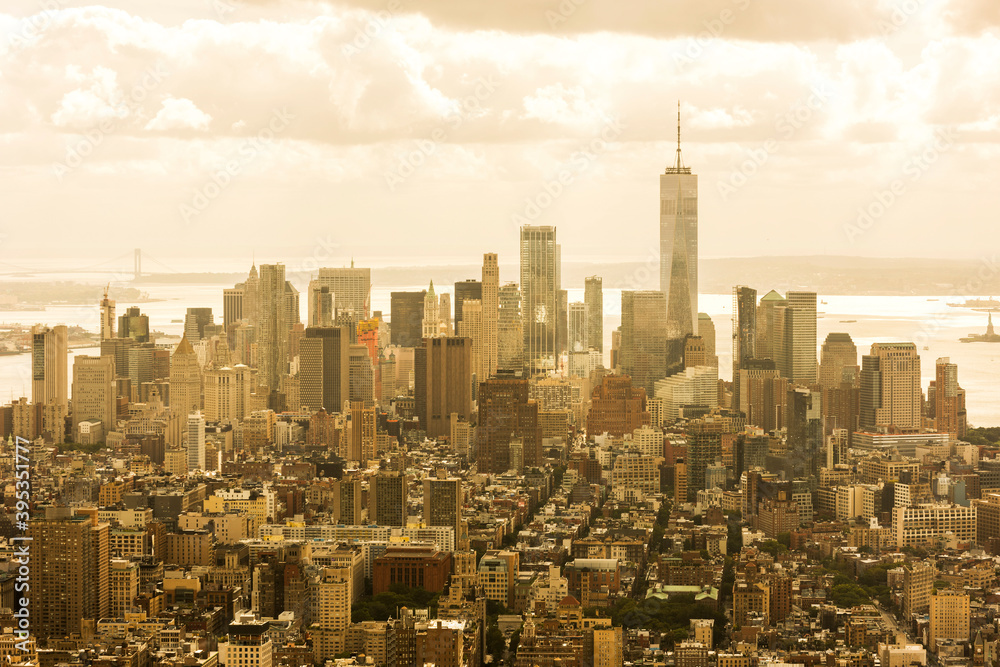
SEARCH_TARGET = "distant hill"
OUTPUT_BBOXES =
[120,255,1000,297]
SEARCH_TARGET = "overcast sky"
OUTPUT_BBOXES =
[1,0,999,269]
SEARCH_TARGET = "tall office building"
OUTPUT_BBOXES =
[458,299,484,384]
[756,290,786,362]
[660,106,697,338]
[520,225,559,374]
[71,355,116,436]
[497,283,524,372]
[30,509,110,641]
[423,477,462,540]
[299,327,349,413]
[477,374,541,473]
[422,282,448,338]
[333,478,363,525]
[620,291,668,396]
[784,291,818,385]
[223,284,244,332]
[819,333,859,388]
[860,343,922,433]
[371,471,408,526]
[118,306,150,343]
[348,344,375,404]
[308,285,334,327]
[928,588,970,648]
[934,357,966,438]
[187,411,206,472]
[32,324,68,411]
[732,286,757,411]
[204,364,252,422]
[390,290,427,347]
[309,264,372,319]
[99,288,115,340]
[259,263,289,392]
[454,279,482,328]
[585,276,603,354]
[349,400,376,461]
[414,337,473,438]
[170,336,202,417]
[568,302,588,353]
[482,253,499,379]
[184,307,214,341]
[697,313,718,367]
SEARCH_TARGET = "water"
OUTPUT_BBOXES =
[2,283,998,426]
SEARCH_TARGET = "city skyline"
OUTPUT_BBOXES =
[2,0,999,264]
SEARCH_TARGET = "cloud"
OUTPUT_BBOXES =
[50,66,129,129]
[145,97,212,131]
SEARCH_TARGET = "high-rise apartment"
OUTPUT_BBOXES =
[372,471,408,526]
[187,411,206,472]
[423,477,462,541]
[481,253,499,379]
[30,509,110,641]
[520,225,559,374]
[584,276,603,354]
[732,286,757,411]
[934,357,966,438]
[477,374,541,473]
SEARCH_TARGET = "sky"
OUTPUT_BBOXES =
[2,0,1000,270]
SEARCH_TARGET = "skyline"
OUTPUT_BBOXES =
[2,0,1000,262]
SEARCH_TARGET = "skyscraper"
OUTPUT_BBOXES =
[819,333,859,388]
[454,279,482,328]
[170,335,202,417]
[697,313,718,367]
[620,291,667,395]
[458,299,484,384]
[32,324,68,411]
[415,337,473,438]
[308,285,334,327]
[223,284,244,332]
[259,263,289,392]
[477,374,541,473]
[184,307,214,341]
[660,105,697,337]
[348,400,376,461]
[71,355,116,438]
[481,253,499,380]
[755,290,786,362]
[423,477,463,540]
[520,225,559,374]
[299,326,349,413]
[785,291,818,385]
[860,343,922,433]
[99,287,115,340]
[585,276,603,353]
[187,411,206,472]
[30,509,109,641]
[497,283,524,373]
[732,286,757,411]
[118,306,150,343]
[934,357,966,438]
[390,290,427,347]
[568,302,588,352]
[371,471,408,526]
[309,264,372,319]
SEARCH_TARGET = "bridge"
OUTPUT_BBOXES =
[0,248,175,280]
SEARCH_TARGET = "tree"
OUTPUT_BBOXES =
[486,623,505,658]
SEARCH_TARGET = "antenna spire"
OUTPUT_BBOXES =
[675,100,684,171]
